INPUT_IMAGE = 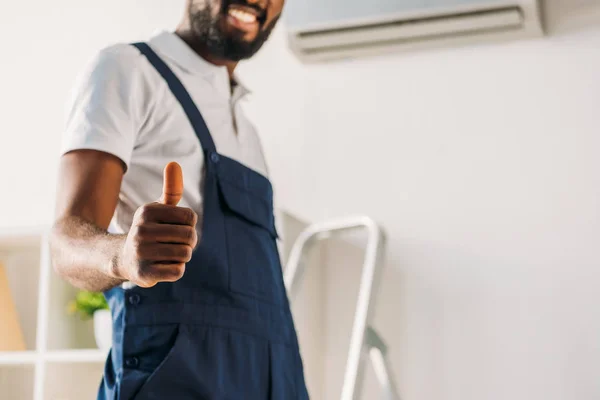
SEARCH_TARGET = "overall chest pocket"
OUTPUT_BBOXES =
[216,174,283,304]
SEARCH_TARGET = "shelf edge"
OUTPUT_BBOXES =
[44,349,108,363]
[0,351,38,365]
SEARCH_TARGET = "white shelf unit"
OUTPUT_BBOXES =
[0,228,108,400]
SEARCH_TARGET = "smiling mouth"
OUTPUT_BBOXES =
[227,4,266,29]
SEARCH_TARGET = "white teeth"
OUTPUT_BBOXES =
[228,9,257,23]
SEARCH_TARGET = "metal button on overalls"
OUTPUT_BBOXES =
[99,42,309,400]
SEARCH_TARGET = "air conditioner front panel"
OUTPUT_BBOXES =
[283,0,517,31]
[282,0,543,62]
[295,8,523,50]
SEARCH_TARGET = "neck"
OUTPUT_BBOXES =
[174,27,238,79]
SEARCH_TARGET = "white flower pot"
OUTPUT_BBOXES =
[93,309,113,352]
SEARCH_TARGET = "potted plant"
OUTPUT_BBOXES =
[68,291,112,352]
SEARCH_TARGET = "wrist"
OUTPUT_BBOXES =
[106,235,128,281]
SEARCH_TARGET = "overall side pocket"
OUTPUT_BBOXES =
[119,324,182,400]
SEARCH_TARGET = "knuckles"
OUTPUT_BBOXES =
[134,262,186,286]
[130,262,152,286]
[191,210,199,226]
[134,203,198,227]
[183,226,196,245]
[134,224,151,241]
[181,208,198,226]
[172,207,197,227]
[132,240,146,260]
[136,204,155,224]
[170,264,186,280]
[184,246,193,261]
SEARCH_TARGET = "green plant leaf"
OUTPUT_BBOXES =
[69,291,109,320]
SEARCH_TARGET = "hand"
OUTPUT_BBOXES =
[115,162,198,288]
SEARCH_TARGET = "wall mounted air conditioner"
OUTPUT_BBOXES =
[283,0,544,62]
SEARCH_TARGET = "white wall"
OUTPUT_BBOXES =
[0,1,186,229]
[2,1,600,399]
[242,1,600,399]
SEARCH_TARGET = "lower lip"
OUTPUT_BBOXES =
[226,14,259,32]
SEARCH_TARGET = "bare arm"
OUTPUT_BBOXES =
[50,150,128,292]
[50,150,198,292]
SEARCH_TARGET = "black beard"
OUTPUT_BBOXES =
[189,0,279,61]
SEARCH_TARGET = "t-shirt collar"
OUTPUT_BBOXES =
[147,30,251,98]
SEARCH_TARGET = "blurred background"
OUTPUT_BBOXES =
[0,0,599,399]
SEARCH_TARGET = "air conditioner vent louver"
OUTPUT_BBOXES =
[284,0,543,62]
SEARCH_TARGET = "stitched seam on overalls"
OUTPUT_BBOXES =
[121,321,296,349]
[218,174,273,205]
[215,156,273,193]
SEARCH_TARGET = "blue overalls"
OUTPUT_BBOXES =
[100,42,309,400]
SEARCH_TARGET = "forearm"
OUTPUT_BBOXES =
[50,216,127,292]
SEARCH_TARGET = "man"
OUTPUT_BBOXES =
[50,0,309,398]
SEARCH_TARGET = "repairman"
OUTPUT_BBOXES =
[50,0,309,398]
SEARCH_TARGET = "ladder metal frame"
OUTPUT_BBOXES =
[284,216,400,400]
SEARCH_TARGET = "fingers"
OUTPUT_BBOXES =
[160,162,184,206]
[130,241,192,287]
[136,223,198,247]
[136,263,186,287]
[137,203,198,226]
[137,243,193,263]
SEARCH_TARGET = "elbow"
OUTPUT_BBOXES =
[48,224,66,278]
[48,219,74,281]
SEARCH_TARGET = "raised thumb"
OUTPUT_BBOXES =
[160,162,183,206]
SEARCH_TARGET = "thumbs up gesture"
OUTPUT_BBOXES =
[116,162,198,288]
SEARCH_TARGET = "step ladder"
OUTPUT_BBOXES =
[284,216,400,400]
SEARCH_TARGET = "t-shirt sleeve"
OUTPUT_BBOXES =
[61,45,144,169]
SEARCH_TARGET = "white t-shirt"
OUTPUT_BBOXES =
[61,31,269,236]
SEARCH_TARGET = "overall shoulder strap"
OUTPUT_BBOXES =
[131,42,216,153]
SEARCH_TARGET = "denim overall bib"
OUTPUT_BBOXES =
[100,42,309,400]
